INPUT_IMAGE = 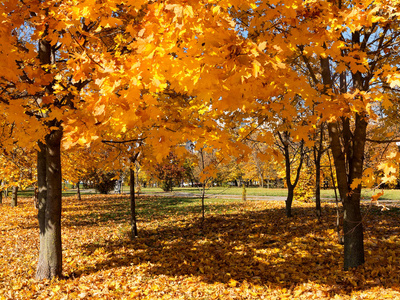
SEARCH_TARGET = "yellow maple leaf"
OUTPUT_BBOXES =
[372,191,384,202]
[350,178,362,190]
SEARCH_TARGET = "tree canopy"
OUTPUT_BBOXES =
[1,0,400,278]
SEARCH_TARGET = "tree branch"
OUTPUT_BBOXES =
[366,138,400,144]
[102,138,146,144]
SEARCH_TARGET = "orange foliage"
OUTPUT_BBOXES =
[1,195,400,299]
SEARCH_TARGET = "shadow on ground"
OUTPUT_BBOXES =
[63,195,400,295]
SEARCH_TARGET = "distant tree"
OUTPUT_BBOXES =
[183,159,196,187]
[84,169,117,194]
[155,153,185,192]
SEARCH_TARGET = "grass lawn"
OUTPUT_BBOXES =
[12,185,400,201]
[138,186,400,200]
[1,194,399,299]
[15,186,98,198]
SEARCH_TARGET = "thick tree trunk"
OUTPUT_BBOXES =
[343,192,364,268]
[11,186,18,207]
[321,43,366,269]
[36,129,63,280]
[343,114,366,269]
[328,115,366,270]
[36,142,47,276]
[130,168,137,239]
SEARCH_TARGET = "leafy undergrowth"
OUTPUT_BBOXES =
[1,196,400,299]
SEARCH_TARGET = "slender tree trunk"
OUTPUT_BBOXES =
[130,167,137,239]
[11,186,18,207]
[36,129,63,280]
[242,184,246,201]
[278,132,304,218]
[314,123,324,219]
[77,181,81,200]
[201,184,206,224]
[315,155,322,219]
[286,185,294,217]
[0,180,2,204]
[281,133,294,217]
[328,150,343,244]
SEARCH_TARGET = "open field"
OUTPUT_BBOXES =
[1,195,400,299]
[13,186,400,201]
[139,186,400,200]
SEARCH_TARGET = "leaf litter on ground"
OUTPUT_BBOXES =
[0,194,400,299]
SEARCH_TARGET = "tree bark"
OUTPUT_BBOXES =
[11,186,18,207]
[328,149,343,244]
[314,122,325,219]
[77,181,81,201]
[315,155,321,218]
[0,180,2,204]
[201,184,206,224]
[320,41,366,268]
[286,185,294,217]
[278,132,304,217]
[343,114,366,269]
[328,116,366,269]
[130,167,138,239]
[36,142,47,275]
[36,129,63,280]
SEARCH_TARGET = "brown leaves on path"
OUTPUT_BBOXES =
[0,195,400,299]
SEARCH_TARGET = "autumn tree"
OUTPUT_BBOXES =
[154,152,185,192]
[3,0,400,278]
[312,122,329,218]
[0,0,98,279]
[234,0,400,269]
[0,147,36,204]
[275,131,305,217]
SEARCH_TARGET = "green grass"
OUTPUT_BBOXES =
[14,186,98,198]
[11,185,400,200]
[138,186,400,200]
[138,186,289,196]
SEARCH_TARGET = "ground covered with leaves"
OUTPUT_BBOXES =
[1,195,400,299]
